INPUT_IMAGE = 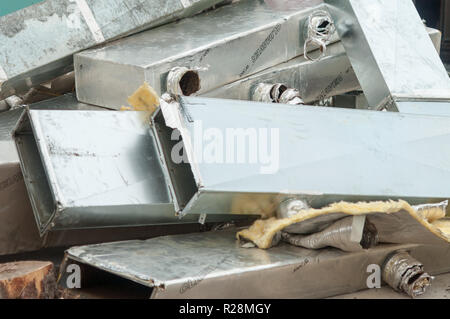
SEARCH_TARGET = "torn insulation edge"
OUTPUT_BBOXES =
[237,200,450,249]
[412,200,448,223]
[125,82,160,113]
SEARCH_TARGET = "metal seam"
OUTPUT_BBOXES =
[74,0,105,43]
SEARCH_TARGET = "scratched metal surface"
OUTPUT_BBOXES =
[0,0,224,100]
[204,27,442,104]
[13,108,253,234]
[0,108,23,141]
[205,42,358,103]
[155,96,450,217]
[14,109,173,234]
[75,0,332,109]
[62,230,450,298]
[65,230,346,287]
[0,93,103,168]
[325,0,450,111]
[0,94,103,141]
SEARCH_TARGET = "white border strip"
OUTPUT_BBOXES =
[180,0,192,8]
[75,0,105,43]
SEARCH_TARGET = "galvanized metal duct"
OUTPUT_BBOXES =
[75,0,337,109]
[0,0,226,100]
[204,27,441,105]
[12,106,254,235]
[325,0,450,115]
[60,230,450,298]
[155,95,450,218]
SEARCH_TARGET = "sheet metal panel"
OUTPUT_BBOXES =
[74,0,329,109]
[153,96,450,217]
[324,0,450,110]
[0,0,224,100]
[0,95,103,254]
[60,230,450,298]
[204,27,442,105]
[13,108,252,235]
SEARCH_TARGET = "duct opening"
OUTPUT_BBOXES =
[179,70,200,96]
[58,260,153,298]
[167,67,201,96]
[408,272,424,285]
[360,219,378,249]
[318,20,330,30]
[382,251,434,298]
[13,112,56,235]
[152,110,198,213]
[304,10,335,62]
[270,84,287,102]
[316,20,332,39]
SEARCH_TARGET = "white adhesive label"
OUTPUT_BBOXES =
[350,215,366,243]
[198,213,207,225]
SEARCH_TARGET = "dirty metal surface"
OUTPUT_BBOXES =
[75,0,332,109]
[14,109,175,234]
[331,272,450,299]
[61,230,450,298]
[0,0,224,100]
[0,94,110,256]
[204,27,442,105]
[204,41,360,104]
[155,96,450,217]
[0,96,251,256]
[325,0,450,111]
[13,108,253,235]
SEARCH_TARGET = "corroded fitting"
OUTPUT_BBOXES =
[167,67,201,96]
[382,251,434,298]
[253,83,303,105]
[304,10,335,62]
[279,88,304,105]
[253,83,285,103]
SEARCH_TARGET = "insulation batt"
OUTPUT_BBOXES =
[237,200,450,249]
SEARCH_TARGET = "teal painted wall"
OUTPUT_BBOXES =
[0,0,44,17]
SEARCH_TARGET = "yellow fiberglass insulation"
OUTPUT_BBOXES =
[237,200,450,249]
[122,82,160,112]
